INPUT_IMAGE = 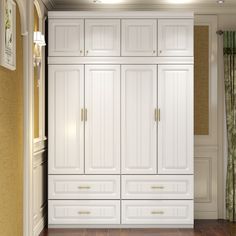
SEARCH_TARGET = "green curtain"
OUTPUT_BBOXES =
[224,31,236,222]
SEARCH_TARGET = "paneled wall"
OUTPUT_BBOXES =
[0,5,24,236]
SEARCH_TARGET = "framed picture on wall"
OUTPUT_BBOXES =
[0,0,16,70]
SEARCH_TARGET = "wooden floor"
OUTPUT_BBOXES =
[40,220,236,236]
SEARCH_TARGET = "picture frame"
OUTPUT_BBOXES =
[0,0,16,70]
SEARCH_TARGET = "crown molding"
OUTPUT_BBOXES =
[48,3,236,14]
[41,0,55,9]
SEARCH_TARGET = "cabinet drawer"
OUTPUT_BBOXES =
[122,200,193,225]
[49,175,120,199]
[122,175,193,199]
[49,200,120,225]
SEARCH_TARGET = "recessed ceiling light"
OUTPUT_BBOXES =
[217,0,225,4]
[93,0,124,4]
[166,0,192,4]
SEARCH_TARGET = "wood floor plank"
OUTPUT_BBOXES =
[40,221,236,236]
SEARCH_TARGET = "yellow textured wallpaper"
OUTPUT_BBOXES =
[0,5,23,236]
[194,26,209,135]
[34,5,40,139]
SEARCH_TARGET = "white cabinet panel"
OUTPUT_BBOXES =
[49,175,120,200]
[85,19,120,56]
[158,65,193,174]
[122,175,193,200]
[158,19,193,56]
[121,65,157,174]
[48,65,84,174]
[122,200,193,225]
[49,19,84,56]
[49,200,120,225]
[85,65,120,174]
[122,20,157,56]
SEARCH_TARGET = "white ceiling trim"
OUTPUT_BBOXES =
[41,0,55,9]
[46,1,236,14]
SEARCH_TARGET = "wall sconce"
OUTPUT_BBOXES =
[33,31,46,68]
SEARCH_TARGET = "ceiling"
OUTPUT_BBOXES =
[43,0,236,11]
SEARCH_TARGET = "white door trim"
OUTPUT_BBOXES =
[194,15,219,219]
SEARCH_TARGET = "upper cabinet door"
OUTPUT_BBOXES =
[48,65,84,174]
[121,65,157,174]
[122,20,157,56]
[85,65,120,174]
[158,19,193,57]
[49,19,84,57]
[158,65,193,174]
[85,19,120,56]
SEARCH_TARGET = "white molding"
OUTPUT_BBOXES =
[34,138,47,153]
[48,224,194,229]
[48,56,194,65]
[194,149,218,219]
[33,215,47,236]
[48,10,194,19]
[46,3,236,14]
[23,0,34,235]
[33,1,48,153]
[194,211,218,220]
[41,0,54,9]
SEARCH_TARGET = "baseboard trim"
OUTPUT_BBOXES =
[194,211,218,219]
[48,224,194,229]
[34,215,47,236]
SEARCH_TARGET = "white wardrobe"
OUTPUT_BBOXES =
[48,11,194,228]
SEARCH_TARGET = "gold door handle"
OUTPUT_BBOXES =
[153,50,156,54]
[84,109,87,121]
[81,109,84,121]
[78,186,91,189]
[78,211,90,215]
[154,109,158,122]
[151,186,164,189]
[155,109,160,122]
[151,211,164,215]
[80,50,83,54]
[86,50,89,55]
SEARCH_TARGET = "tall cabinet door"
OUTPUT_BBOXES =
[48,65,84,174]
[158,65,193,174]
[85,65,120,174]
[122,65,157,174]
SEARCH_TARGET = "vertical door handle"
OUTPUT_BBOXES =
[84,109,87,121]
[81,109,84,121]
[154,109,161,122]
[154,109,158,122]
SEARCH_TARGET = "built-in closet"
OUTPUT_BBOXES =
[48,11,194,228]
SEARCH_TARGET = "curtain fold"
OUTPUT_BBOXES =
[224,31,236,222]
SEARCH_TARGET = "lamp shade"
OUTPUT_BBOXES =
[34,31,46,46]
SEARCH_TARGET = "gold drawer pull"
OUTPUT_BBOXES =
[151,211,164,215]
[151,186,164,189]
[78,211,90,215]
[78,186,91,189]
